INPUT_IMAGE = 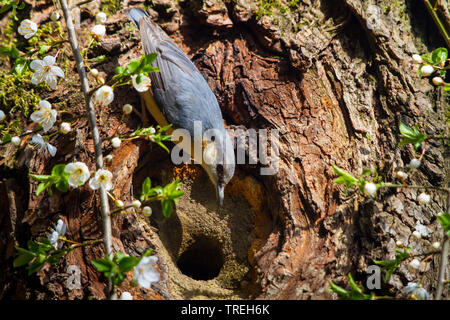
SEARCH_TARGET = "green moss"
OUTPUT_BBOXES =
[100,0,124,14]
[255,0,290,19]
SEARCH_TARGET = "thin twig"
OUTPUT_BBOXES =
[436,189,449,299]
[424,0,450,49]
[59,0,113,298]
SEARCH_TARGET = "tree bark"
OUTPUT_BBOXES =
[0,0,448,299]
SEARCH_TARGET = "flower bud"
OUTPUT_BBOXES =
[432,76,444,86]
[420,65,434,77]
[142,206,152,217]
[60,122,71,134]
[96,12,107,24]
[417,193,430,205]
[111,137,121,148]
[408,258,421,271]
[412,54,423,64]
[412,230,421,240]
[409,159,421,168]
[131,200,141,209]
[364,182,377,197]
[120,291,133,300]
[11,136,21,146]
[91,24,106,38]
[395,171,408,180]
[50,12,60,21]
[395,240,403,247]
[0,110,5,121]
[432,242,440,250]
[90,68,99,77]
[122,104,133,115]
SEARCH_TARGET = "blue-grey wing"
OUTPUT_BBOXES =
[137,16,224,135]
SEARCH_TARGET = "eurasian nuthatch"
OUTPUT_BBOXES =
[126,8,235,205]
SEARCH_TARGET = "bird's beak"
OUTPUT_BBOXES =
[217,185,224,206]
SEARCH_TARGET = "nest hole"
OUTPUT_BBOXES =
[176,237,224,280]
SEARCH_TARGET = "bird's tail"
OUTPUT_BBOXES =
[126,7,149,28]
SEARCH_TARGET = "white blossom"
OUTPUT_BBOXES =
[48,219,66,249]
[120,292,133,300]
[364,182,377,197]
[142,206,152,217]
[132,74,151,92]
[18,19,38,39]
[30,56,65,89]
[60,122,71,134]
[420,65,434,77]
[409,159,421,168]
[403,283,429,300]
[412,54,423,64]
[96,12,107,24]
[111,137,121,148]
[122,104,133,115]
[131,200,141,209]
[89,169,113,191]
[395,240,403,247]
[432,77,444,86]
[0,110,5,121]
[30,100,57,132]
[432,242,440,250]
[94,85,114,106]
[92,24,106,38]
[133,256,160,289]
[417,193,431,205]
[64,162,90,188]
[31,134,57,157]
[11,136,21,146]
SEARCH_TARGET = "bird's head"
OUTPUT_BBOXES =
[201,130,235,205]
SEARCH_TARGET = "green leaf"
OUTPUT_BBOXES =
[118,256,140,272]
[29,173,51,182]
[398,122,426,150]
[329,280,350,298]
[55,179,69,193]
[444,84,450,92]
[332,164,358,189]
[126,60,140,73]
[1,133,11,143]
[51,164,67,178]
[161,199,173,217]
[13,57,27,76]
[13,247,36,267]
[38,45,50,55]
[115,66,124,75]
[91,257,114,273]
[0,4,12,14]
[36,182,47,196]
[437,212,450,232]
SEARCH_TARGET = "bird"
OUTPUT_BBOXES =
[126,8,235,205]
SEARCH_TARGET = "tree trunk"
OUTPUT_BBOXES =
[0,0,448,299]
